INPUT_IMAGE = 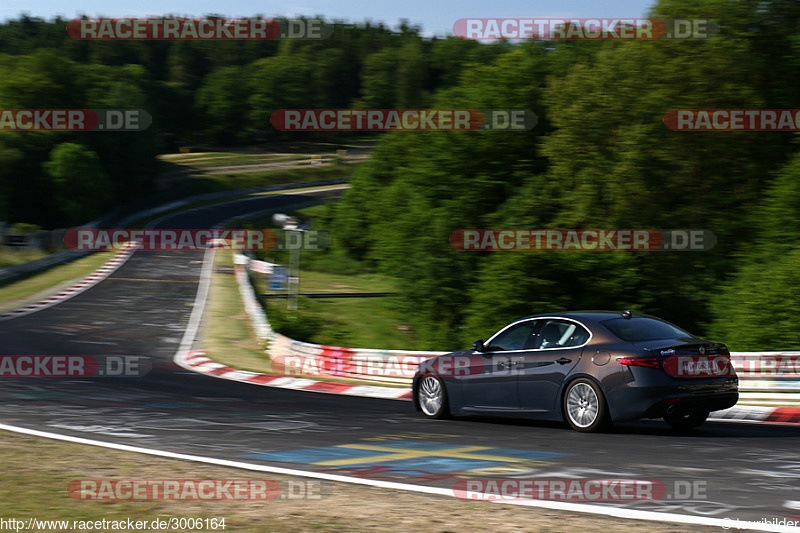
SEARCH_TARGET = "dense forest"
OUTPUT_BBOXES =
[321,0,800,350]
[0,15,501,226]
[2,0,800,349]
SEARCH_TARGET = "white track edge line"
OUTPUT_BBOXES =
[175,247,216,357]
[0,423,792,532]
[170,182,345,359]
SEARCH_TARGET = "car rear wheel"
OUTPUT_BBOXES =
[418,375,450,419]
[564,379,608,432]
[663,410,708,430]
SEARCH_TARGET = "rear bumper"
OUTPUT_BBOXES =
[606,373,739,422]
[640,392,739,419]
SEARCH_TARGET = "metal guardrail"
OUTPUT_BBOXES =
[267,333,442,386]
[235,255,443,387]
[730,353,800,406]
[0,179,349,286]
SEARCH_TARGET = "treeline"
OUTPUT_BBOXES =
[319,0,800,350]
[0,53,159,227]
[0,15,500,227]
[4,4,800,350]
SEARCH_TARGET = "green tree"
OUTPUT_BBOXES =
[43,143,111,226]
[708,151,800,349]
[246,52,318,140]
[395,38,428,107]
[358,48,398,108]
[331,42,556,347]
[196,65,252,144]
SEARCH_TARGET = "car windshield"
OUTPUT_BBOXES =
[601,317,691,342]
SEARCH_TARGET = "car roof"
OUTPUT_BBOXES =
[518,311,661,325]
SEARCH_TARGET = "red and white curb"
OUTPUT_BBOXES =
[0,242,138,322]
[709,404,800,424]
[176,350,800,423]
[182,222,800,424]
[176,350,412,400]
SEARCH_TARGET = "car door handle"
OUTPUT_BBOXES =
[555,357,572,364]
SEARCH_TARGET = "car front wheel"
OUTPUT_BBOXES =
[564,379,608,432]
[417,375,450,419]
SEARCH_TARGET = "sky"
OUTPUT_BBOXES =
[7,0,657,37]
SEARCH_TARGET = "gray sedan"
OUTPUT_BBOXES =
[412,311,738,432]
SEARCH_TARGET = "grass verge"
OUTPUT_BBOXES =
[254,270,420,350]
[159,152,304,165]
[200,249,397,387]
[0,430,718,533]
[0,248,48,269]
[132,183,348,230]
[248,203,425,351]
[199,249,272,374]
[160,161,360,193]
[0,251,116,313]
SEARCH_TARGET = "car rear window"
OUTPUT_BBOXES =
[601,317,690,342]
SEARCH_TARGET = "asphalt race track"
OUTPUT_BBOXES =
[1,190,799,529]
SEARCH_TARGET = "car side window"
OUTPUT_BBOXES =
[486,320,537,351]
[534,320,590,349]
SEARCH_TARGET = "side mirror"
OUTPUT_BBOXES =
[471,339,485,352]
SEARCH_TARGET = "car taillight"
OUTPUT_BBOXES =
[617,357,662,369]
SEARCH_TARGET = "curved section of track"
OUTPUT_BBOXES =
[1,189,798,531]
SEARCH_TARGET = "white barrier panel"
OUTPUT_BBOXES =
[730,353,800,405]
[268,333,442,386]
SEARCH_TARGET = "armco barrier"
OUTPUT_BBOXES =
[236,255,800,405]
[0,179,349,286]
[730,353,800,406]
[234,254,444,387]
[268,333,440,386]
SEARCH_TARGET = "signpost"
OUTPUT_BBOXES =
[270,265,288,292]
[272,213,303,315]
